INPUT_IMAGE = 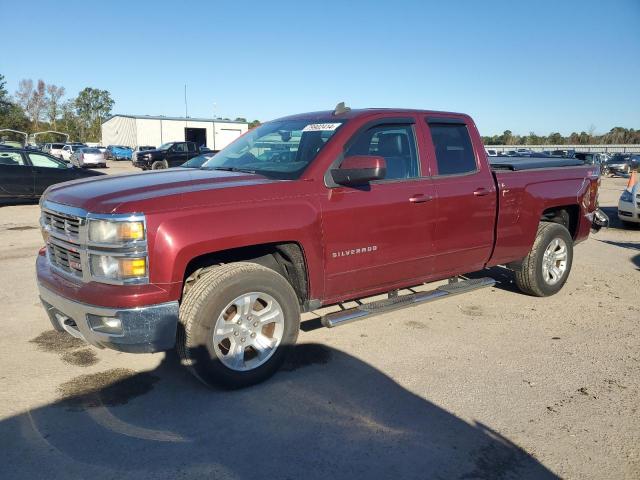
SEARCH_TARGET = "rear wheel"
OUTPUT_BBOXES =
[151,160,168,170]
[514,222,573,297]
[178,262,300,388]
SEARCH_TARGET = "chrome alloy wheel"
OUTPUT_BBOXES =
[212,292,285,371]
[541,238,568,285]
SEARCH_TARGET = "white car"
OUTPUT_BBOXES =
[60,144,86,162]
[485,149,498,157]
[70,147,106,168]
[618,181,640,226]
[47,143,66,159]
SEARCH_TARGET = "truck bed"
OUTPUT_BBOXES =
[489,156,584,171]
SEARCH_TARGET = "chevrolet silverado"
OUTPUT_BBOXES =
[36,105,607,388]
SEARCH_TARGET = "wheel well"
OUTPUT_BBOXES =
[541,205,579,238]
[183,242,309,306]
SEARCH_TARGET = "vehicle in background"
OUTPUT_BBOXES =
[178,152,216,169]
[132,141,200,170]
[36,106,607,388]
[574,152,606,170]
[96,146,108,154]
[618,180,640,227]
[70,147,107,168]
[607,154,637,176]
[44,143,66,158]
[105,145,133,161]
[0,148,104,204]
[131,145,156,163]
[60,144,86,162]
[550,149,576,158]
[485,148,498,156]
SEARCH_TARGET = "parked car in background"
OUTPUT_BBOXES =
[45,143,66,158]
[485,148,498,156]
[607,154,637,175]
[0,148,104,203]
[105,145,133,161]
[132,141,200,169]
[60,144,86,162]
[574,152,606,169]
[96,146,108,154]
[131,145,156,163]
[178,152,216,169]
[70,147,107,168]
[618,181,640,227]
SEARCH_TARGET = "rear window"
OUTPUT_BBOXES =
[83,148,101,153]
[428,123,477,175]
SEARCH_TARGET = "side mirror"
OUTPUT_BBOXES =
[331,155,386,186]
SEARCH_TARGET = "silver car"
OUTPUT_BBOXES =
[71,147,106,168]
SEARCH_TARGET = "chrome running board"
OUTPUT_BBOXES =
[320,277,495,328]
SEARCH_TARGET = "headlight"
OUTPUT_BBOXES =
[88,219,145,244]
[620,190,633,203]
[90,254,147,281]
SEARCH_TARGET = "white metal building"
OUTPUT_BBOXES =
[101,115,249,150]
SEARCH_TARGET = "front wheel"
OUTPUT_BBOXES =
[514,222,573,297]
[177,262,300,388]
[151,160,168,170]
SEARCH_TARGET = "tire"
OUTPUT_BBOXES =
[151,160,168,170]
[178,262,300,389]
[514,222,573,297]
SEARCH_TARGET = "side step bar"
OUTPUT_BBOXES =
[320,277,495,328]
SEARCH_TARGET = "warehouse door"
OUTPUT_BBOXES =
[185,128,207,148]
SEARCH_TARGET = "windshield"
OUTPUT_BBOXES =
[158,143,174,150]
[201,119,344,179]
[182,154,212,168]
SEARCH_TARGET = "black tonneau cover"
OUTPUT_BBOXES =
[490,156,584,171]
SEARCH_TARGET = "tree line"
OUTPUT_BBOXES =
[0,74,115,143]
[0,73,262,144]
[483,127,640,146]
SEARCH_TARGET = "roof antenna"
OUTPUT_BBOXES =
[333,102,351,116]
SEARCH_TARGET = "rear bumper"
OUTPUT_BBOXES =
[38,283,178,353]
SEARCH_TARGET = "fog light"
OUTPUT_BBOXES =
[88,314,123,334]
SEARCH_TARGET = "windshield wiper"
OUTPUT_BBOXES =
[209,166,257,174]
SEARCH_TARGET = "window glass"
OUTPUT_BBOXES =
[428,123,477,175]
[0,151,26,166]
[29,153,67,169]
[201,119,343,180]
[345,124,419,180]
[175,143,187,152]
[187,142,196,152]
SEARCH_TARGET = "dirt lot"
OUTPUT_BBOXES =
[0,162,638,479]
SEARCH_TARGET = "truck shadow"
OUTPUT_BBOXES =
[0,344,557,479]
[599,206,640,231]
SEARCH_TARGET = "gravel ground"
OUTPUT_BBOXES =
[0,162,638,479]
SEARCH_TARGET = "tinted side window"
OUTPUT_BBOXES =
[429,123,477,175]
[0,151,26,166]
[175,143,187,152]
[345,124,419,180]
[187,142,196,152]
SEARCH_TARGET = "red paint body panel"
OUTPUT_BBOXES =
[39,109,600,310]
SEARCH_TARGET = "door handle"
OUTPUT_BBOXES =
[409,194,433,204]
[473,188,490,197]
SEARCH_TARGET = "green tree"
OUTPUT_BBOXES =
[0,74,29,132]
[74,87,114,141]
[248,119,261,129]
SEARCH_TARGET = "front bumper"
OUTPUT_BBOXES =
[618,200,640,223]
[38,284,178,353]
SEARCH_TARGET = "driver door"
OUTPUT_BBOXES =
[319,118,437,302]
[0,151,34,199]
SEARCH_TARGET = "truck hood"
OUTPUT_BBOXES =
[44,168,277,214]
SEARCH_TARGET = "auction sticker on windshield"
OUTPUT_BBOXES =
[302,123,342,132]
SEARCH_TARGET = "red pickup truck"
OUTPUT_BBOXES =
[37,105,607,388]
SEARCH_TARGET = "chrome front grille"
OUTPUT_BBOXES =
[48,241,83,277]
[42,210,81,238]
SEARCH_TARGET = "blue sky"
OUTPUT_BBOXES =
[1,0,639,135]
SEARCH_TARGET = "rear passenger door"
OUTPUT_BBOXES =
[419,117,497,277]
[0,151,34,199]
